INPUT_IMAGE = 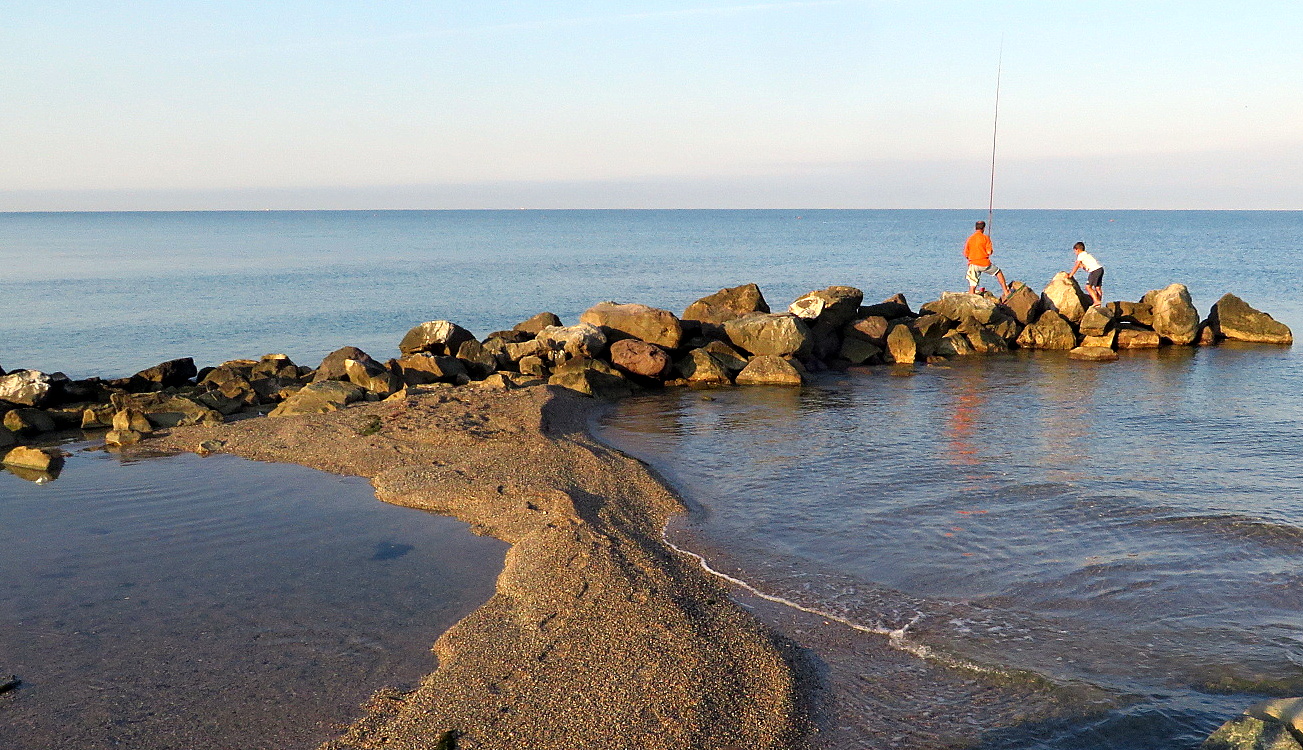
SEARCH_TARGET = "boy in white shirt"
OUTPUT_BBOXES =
[1068,241,1105,306]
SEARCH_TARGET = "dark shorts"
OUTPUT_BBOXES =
[1087,267,1105,287]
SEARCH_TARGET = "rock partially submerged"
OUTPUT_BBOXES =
[1209,293,1294,345]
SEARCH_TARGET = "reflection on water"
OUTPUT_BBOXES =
[0,445,506,750]
[598,345,1303,749]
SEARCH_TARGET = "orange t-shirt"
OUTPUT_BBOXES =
[964,231,992,265]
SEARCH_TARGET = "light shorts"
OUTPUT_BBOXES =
[1087,267,1105,287]
[966,263,1002,287]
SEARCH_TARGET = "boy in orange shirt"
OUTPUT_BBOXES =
[963,221,1010,298]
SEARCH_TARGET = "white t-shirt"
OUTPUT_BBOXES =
[1076,250,1103,272]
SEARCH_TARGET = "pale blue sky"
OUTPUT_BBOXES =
[2,1,1300,209]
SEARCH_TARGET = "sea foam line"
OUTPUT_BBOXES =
[662,529,1003,675]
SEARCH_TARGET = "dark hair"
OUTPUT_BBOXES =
[975,221,986,230]
[1073,241,1086,250]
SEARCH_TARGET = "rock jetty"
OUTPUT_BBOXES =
[0,280,1291,474]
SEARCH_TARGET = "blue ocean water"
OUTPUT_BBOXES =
[4,210,1299,378]
[3,209,1301,748]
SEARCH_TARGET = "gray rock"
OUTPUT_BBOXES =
[398,321,476,357]
[1040,272,1092,324]
[580,302,684,349]
[735,355,804,386]
[682,283,770,325]
[269,381,366,417]
[0,370,56,408]
[724,313,812,358]
[1016,310,1078,350]
[1143,283,1200,345]
[1209,294,1293,344]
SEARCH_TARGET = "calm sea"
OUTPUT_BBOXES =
[3,210,1301,748]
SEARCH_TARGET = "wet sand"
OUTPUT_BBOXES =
[149,383,1081,749]
[153,385,804,749]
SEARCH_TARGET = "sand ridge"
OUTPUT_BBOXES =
[152,384,806,750]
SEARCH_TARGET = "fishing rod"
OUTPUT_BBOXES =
[988,41,1003,237]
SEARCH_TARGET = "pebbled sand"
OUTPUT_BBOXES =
[152,385,806,750]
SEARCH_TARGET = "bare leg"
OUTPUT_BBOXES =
[1088,285,1103,306]
[995,270,1011,298]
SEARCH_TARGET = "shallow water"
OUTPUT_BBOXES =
[598,343,1303,748]
[0,446,506,750]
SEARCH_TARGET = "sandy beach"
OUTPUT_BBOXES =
[152,384,806,749]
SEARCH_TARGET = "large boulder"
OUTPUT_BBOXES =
[344,358,402,395]
[536,323,608,359]
[858,294,913,319]
[735,355,804,386]
[1202,697,1303,750]
[548,359,636,399]
[0,370,56,408]
[1000,282,1041,325]
[250,354,299,381]
[269,381,366,417]
[609,339,672,380]
[1016,310,1078,350]
[844,315,890,347]
[920,292,1000,325]
[2,445,64,473]
[313,347,378,382]
[885,323,919,364]
[1143,284,1200,345]
[724,314,812,358]
[1078,305,1117,337]
[513,312,563,335]
[1040,272,1092,325]
[398,321,476,357]
[788,286,864,328]
[1208,294,1293,344]
[839,338,882,365]
[673,349,732,385]
[132,357,198,389]
[682,283,770,325]
[580,302,684,349]
[394,353,469,386]
[4,408,57,436]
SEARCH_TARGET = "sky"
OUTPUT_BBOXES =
[2,1,1301,210]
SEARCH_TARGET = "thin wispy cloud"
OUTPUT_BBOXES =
[212,1,855,58]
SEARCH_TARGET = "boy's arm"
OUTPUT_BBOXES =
[1068,260,1083,275]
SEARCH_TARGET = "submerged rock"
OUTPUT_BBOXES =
[1068,346,1119,362]
[1203,697,1303,750]
[1208,294,1293,345]
[734,355,804,386]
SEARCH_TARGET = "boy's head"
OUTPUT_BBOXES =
[1073,241,1086,252]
